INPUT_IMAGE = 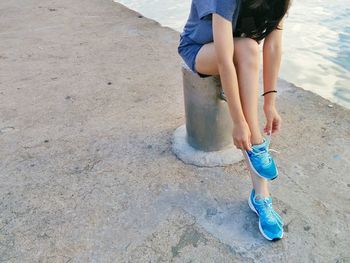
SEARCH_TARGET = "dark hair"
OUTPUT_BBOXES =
[234,0,292,41]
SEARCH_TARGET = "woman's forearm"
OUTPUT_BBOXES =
[218,61,246,124]
[212,13,246,124]
[263,39,282,107]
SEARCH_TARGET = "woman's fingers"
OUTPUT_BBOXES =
[234,138,252,151]
[243,139,252,151]
[265,119,273,134]
[276,118,282,132]
[272,118,281,134]
[234,139,244,150]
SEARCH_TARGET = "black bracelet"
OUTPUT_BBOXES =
[261,90,277,96]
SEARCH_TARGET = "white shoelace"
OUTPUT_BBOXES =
[254,195,277,223]
[265,132,280,154]
[249,132,279,166]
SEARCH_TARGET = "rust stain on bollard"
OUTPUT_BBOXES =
[182,65,233,152]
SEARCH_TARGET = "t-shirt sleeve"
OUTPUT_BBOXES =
[194,0,238,22]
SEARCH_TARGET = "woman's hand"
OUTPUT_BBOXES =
[232,121,252,151]
[263,105,282,135]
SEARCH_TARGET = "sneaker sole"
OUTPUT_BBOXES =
[248,196,284,241]
[242,150,278,181]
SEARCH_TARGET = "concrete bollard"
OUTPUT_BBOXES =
[171,64,243,167]
[182,64,233,151]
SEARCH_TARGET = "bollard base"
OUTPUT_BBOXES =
[171,124,243,167]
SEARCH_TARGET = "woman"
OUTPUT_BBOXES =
[178,0,291,241]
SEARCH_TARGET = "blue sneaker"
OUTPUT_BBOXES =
[248,189,284,241]
[243,134,278,180]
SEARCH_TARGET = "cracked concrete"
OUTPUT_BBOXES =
[0,0,350,262]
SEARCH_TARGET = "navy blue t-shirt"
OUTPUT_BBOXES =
[180,0,241,44]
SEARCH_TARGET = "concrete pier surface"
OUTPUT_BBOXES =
[0,0,349,262]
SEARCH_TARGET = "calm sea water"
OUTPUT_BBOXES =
[115,0,350,109]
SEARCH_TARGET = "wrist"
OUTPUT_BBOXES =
[261,90,277,97]
[263,92,276,108]
[264,102,276,111]
[228,105,246,125]
[232,115,246,125]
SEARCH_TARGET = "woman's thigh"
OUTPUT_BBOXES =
[194,42,219,76]
[194,37,260,76]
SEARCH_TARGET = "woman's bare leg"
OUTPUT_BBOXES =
[195,38,269,197]
[233,38,269,197]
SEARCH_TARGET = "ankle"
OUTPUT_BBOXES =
[251,134,264,145]
[254,189,270,199]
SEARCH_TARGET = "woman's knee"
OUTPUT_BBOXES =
[234,38,260,70]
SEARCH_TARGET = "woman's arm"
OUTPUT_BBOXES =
[212,13,251,150]
[262,18,284,108]
[212,14,245,124]
[262,18,285,134]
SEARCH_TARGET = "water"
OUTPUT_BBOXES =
[115,0,350,109]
